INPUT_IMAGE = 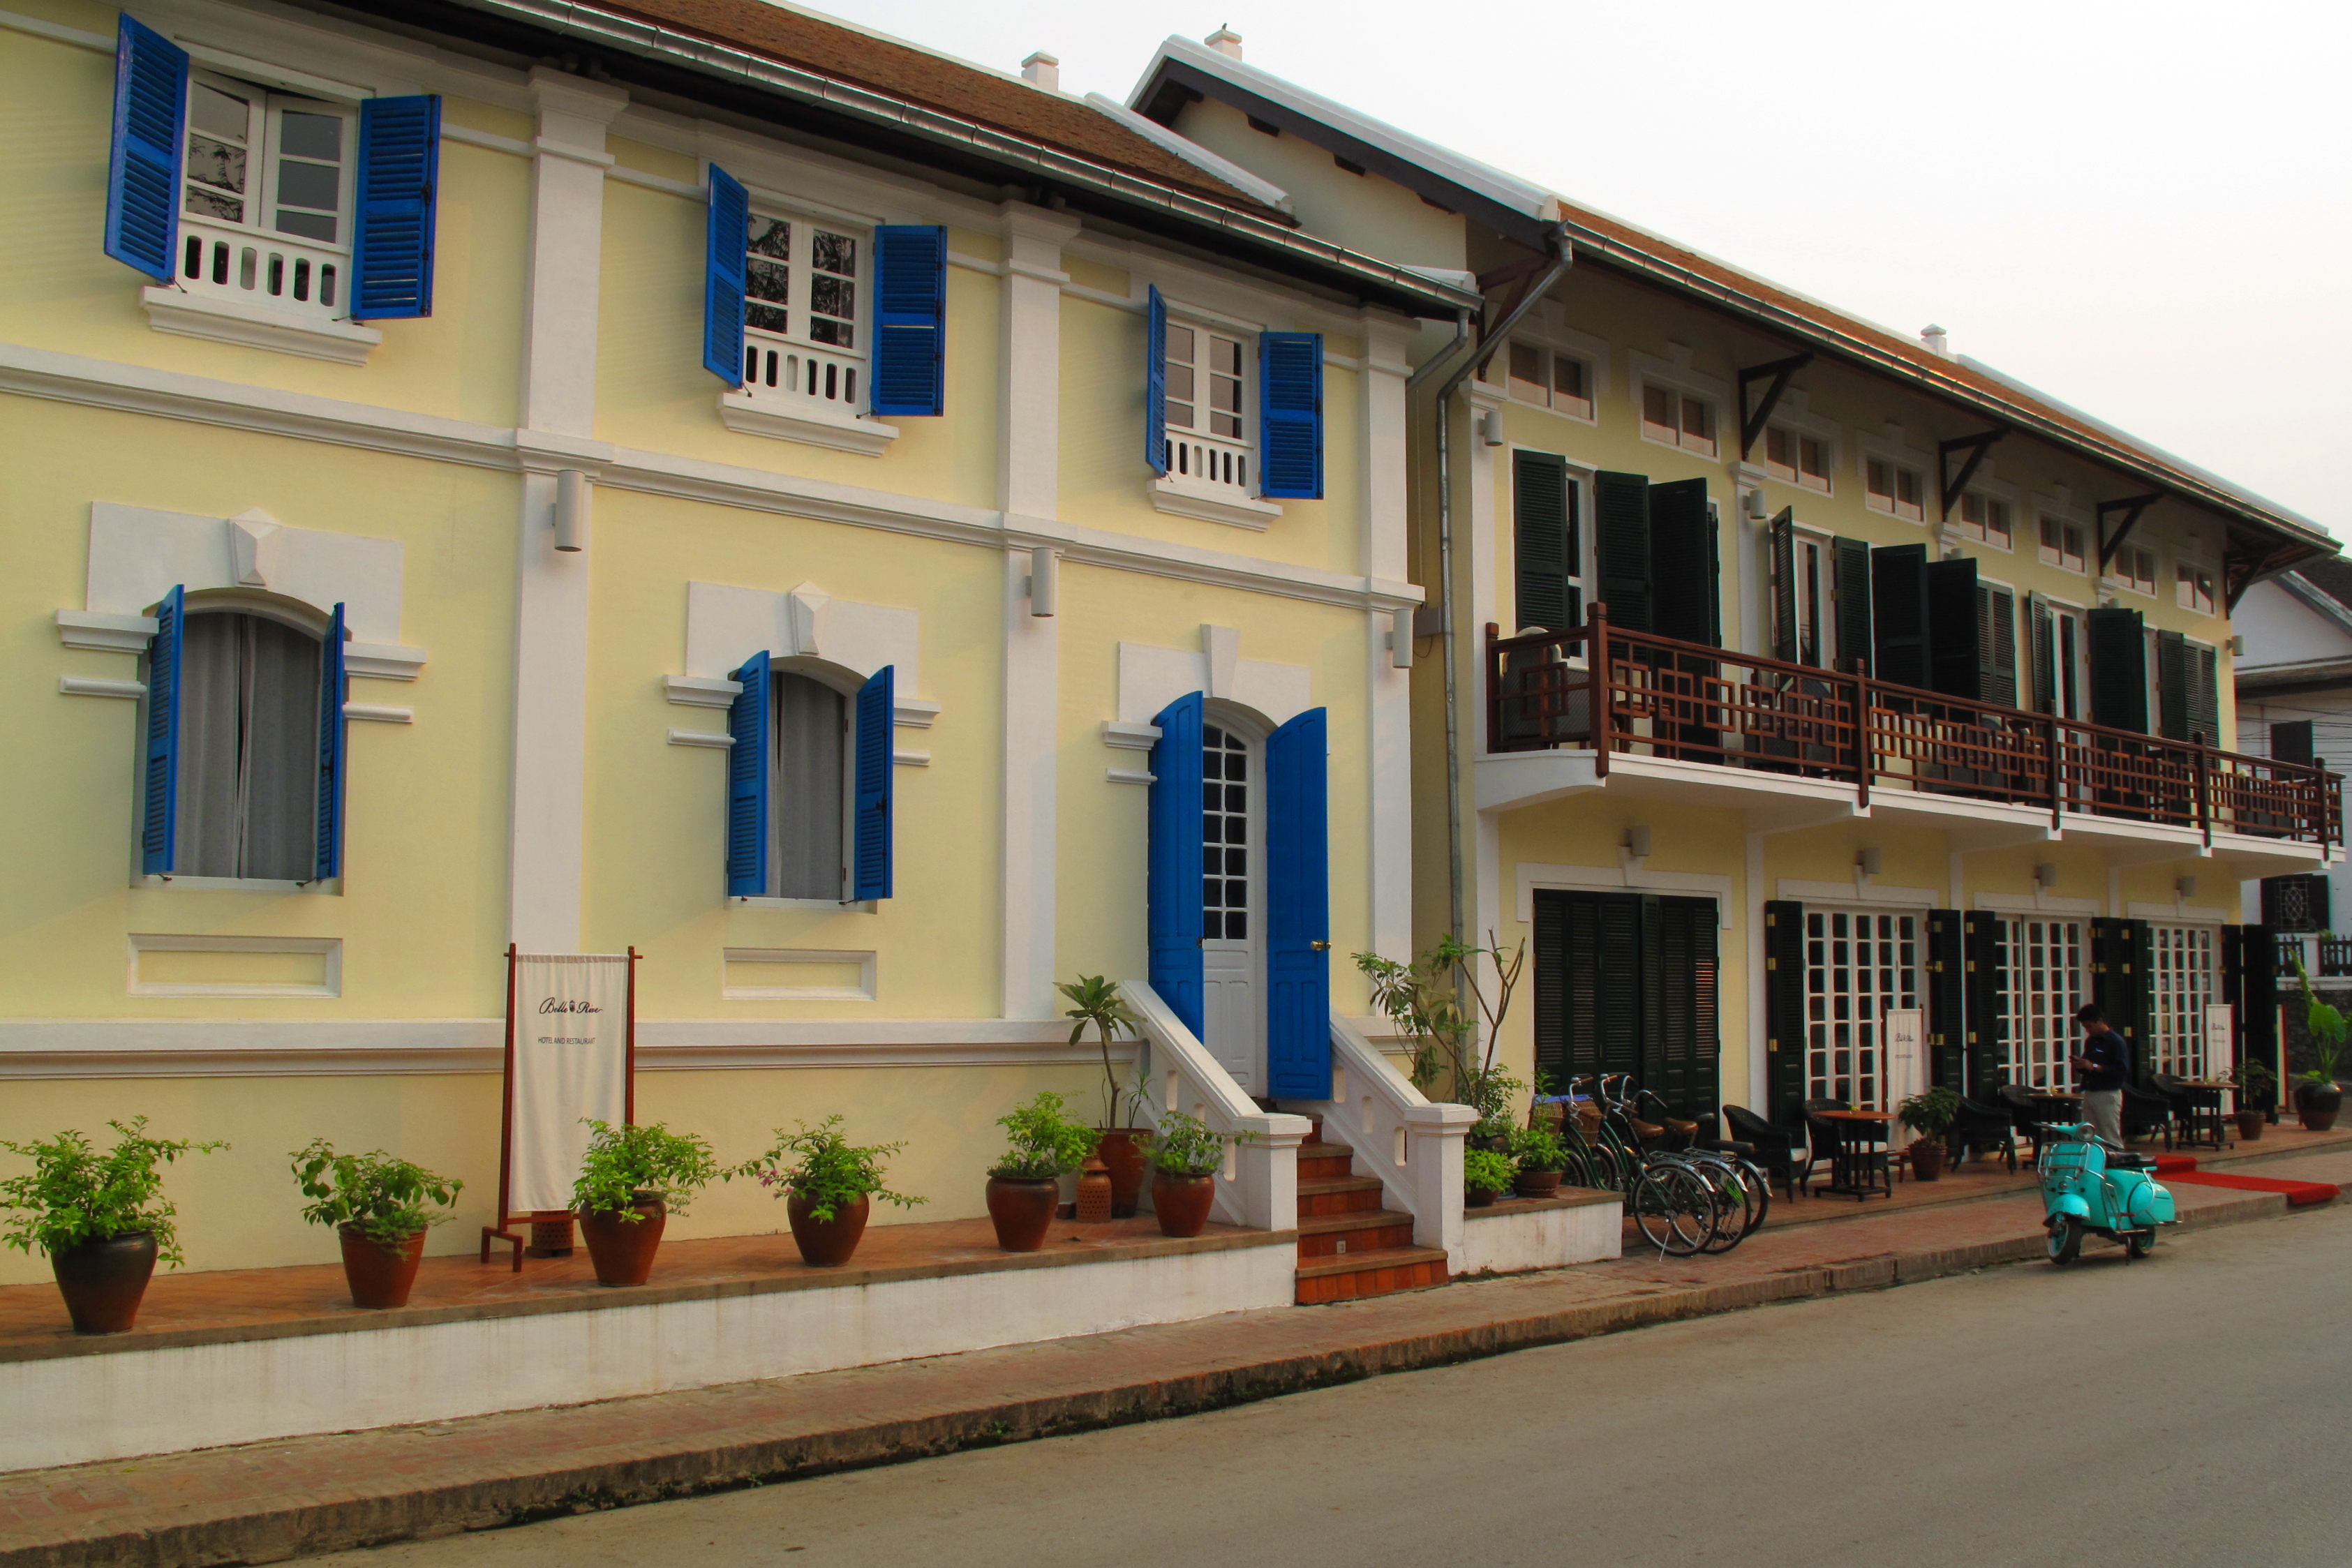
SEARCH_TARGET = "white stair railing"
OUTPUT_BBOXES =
[1122,980,1310,1232]
[1302,1016,1475,1267]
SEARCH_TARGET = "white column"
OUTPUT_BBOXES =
[1363,313,1415,962]
[506,70,625,953]
[997,203,1077,520]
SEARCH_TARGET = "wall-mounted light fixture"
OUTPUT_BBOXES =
[553,469,590,553]
[2034,862,2059,890]
[1743,488,1768,521]
[1479,409,1505,447]
[2177,874,2199,901]
[1027,545,1058,617]
[1624,826,1652,860]
[1390,605,1415,669]
[1856,846,1883,878]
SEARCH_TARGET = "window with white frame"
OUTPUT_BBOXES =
[1507,341,1594,419]
[1764,425,1832,493]
[1787,529,1833,669]
[2177,562,2218,615]
[1955,491,2013,548]
[740,213,865,412]
[1865,456,1926,521]
[175,73,355,318]
[2107,544,2158,596]
[2038,515,2087,572]
[1163,318,1251,492]
[2146,924,2218,1078]
[769,669,854,901]
[2001,917,2087,1090]
[156,607,326,881]
[1641,383,1717,456]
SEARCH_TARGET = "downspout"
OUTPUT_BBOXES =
[1407,230,1573,956]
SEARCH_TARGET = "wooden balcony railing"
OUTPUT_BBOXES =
[1487,605,2341,849]
[2276,934,2352,979]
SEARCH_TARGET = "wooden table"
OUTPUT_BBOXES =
[2169,1080,2234,1151]
[1814,1110,1894,1200]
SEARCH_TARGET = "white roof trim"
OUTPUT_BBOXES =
[1083,92,1292,213]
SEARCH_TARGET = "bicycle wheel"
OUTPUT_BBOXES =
[1629,1164,1711,1255]
[1732,1158,1772,1236]
[1682,1158,1749,1254]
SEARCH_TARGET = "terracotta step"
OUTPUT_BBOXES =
[1297,1176,1387,1217]
[1295,1208,1417,1258]
[1294,1245,1451,1305]
[1297,1144,1357,1181]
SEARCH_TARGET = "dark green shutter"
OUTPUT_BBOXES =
[1535,890,1639,1091]
[1764,900,1806,1124]
[1927,909,1966,1091]
[2091,918,2150,1084]
[1644,895,1719,1128]
[2187,643,2219,745]
[1963,912,2007,1096]
[1977,584,2017,708]
[1927,556,1981,700]
[2273,721,2316,765]
[1833,537,1873,675]
[1873,544,1931,691]
[2157,629,2189,741]
[2088,606,2148,731]
[2029,594,2056,713]
[1648,480,1717,646]
[1770,509,1797,664]
[2232,925,2279,1111]
[1593,471,1652,632]
[1512,451,1573,632]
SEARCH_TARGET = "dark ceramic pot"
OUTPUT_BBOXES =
[52,1232,158,1335]
[785,1190,871,1267]
[1909,1140,1947,1182]
[1512,1168,1563,1200]
[1151,1171,1216,1238]
[985,1176,1060,1252]
[2296,1080,2342,1133]
[579,1193,667,1286]
[338,1225,427,1309]
[1464,1186,1502,1208]
[1096,1130,1149,1218]
[2235,1110,2265,1142]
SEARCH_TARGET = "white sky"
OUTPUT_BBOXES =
[794,0,2349,542]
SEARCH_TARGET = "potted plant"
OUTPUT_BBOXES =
[2227,1059,2275,1142]
[1059,975,1147,1219]
[1898,1087,1962,1181]
[0,1118,225,1334]
[1463,1148,1514,1208]
[739,1116,923,1267]
[571,1121,723,1287]
[1508,1123,1569,1199]
[2291,953,2346,1131]
[986,1091,1098,1252]
[1141,1110,1241,1238]
[290,1140,463,1309]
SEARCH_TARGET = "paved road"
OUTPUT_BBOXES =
[306,1206,2352,1568]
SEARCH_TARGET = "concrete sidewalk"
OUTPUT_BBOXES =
[4,1148,2344,1568]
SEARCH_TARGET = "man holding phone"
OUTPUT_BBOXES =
[2071,1003,2129,1144]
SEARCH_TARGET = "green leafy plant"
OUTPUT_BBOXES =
[2227,1057,2276,1094]
[0,1118,226,1267]
[572,1121,724,1220]
[1508,1123,1569,1174]
[290,1140,463,1246]
[2291,952,2348,1084]
[1463,1148,1515,1195]
[1058,975,1142,1130]
[738,1116,925,1224]
[1354,932,1526,1107]
[989,1091,1100,1179]
[1142,1110,1245,1177]
[1898,1087,1963,1143]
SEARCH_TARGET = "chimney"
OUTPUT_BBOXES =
[1205,27,1244,59]
[1020,50,1059,91]
[1920,323,1950,357]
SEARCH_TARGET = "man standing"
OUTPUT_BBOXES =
[2070,1004,2130,1144]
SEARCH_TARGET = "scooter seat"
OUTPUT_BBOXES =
[2104,1153,2154,1172]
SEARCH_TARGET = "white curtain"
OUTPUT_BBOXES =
[174,612,320,879]
[774,672,844,899]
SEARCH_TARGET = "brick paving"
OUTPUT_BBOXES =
[1,1137,2344,1568]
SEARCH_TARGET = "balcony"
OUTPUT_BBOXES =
[2277,934,2352,980]
[1484,609,2341,865]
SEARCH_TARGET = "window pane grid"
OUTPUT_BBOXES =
[1804,910,1919,1107]
[2147,924,2217,1079]
[1200,725,1249,941]
[2001,918,2085,1089]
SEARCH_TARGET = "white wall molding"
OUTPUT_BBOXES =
[716,391,898,456]
[721,948,877,1002]
[1513,862,1736,927]
[667,729,733,748]
[1148,479,1282,530]
[140,287,381,365]
[59,677,144,699]
[343,703,412,723]
[1001,545,1060,1020]
[345,643,426,680]
[2126,902,2236,925]
[1117,635,1310,727]
[1106,768,1155,786]
[1974,891,2102,916]
[1103,721,1161,751]
[999,202,1078,519]
[126,934,341,999]
[1776,879,1940,909]
[683,581,924,691]
[55,610,156,652]
[82,502,412,646]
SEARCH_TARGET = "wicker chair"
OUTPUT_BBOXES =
[1946,1095,2018,1173]
[2121,1082,2175,1149]
[1996,1083,2054,1164]
[1724,1105,1813,1200]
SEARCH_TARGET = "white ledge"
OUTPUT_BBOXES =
[1149,479,1283,530]
[895,699,941,729]
[893,748,930,767]
[60,676,144,699]
[345,642,427,680]
[57,610,156,652]
[1103,720,1162,752]
[141,287,382,366]
[343,703,412,723]
[669,729,733,748]
[717,390,899,456]
[1108,767,1156,785]
[666,674,743,709]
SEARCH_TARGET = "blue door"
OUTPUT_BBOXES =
[1265,708,1331,1100]
[1147,692,1206,1038]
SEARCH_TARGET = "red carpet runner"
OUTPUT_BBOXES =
[2148,1153,2339,1208]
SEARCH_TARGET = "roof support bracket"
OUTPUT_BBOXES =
[2095,492,2164,572]
[1937,430,2006,522]
[1738,353,1813,461]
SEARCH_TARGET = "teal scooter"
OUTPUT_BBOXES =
[2036,1120,2178,1263]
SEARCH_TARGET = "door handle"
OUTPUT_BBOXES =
[1310,940,1331,951]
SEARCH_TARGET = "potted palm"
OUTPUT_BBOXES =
[2291,953,2346,1131]
[1508,1123,1569,1198]
[740,1116,923,1267]
[1059,975,1148,1218]
[290,1140,463,1309]
[1898,1087,1962,1181]
[0,1118,226,1334]
[986,1092,1098,1252]
[1463,1149,1514,1208]
[571,1121,724,1286]
[2227,1059,2275,1142]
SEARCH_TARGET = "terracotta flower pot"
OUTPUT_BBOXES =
[337,1225,427,1309]
[51,1231,158,1335]
[785,1190,870,1267]
[1512,1168,1563,1200]
[1096,1130,1148,1218]
[2295,1080,2342,1133]
[579,1193,667,1286]
[2235,1110,2265,1142]
[1909,1139,1947,1182]
[985,1175,1060,1252]
[1464,1186,1501,1209]
[1151,1171,1216,1238]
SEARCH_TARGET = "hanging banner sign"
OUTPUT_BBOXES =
[2205,1004,2235,1080]
[1883,1008,1927,1112]
[509,953,633,1214]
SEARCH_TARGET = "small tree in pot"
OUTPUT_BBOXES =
[1141,1110,1244,1238]
[0,1118,225,1334]
[1898,1088,1962,1181]
[1059,976,1146,1218]
[571,1121,724,1287]
[2227,1059,2275,1141]
[2290,953,2346,1131]
[986,1092,1097,1252]
[740,1116,923,1267]
[290,1140,463,1308]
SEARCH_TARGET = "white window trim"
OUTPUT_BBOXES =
[1151,304,1277,528]
[1949,468,2022,552]
[1498,324,1606,424]
[1628,347,1727,458]
[1855,431,1930,523]
[721,202,898,456]
[1760,415,1840,495]
[2034,495,2093,575]
[2104,542,2161,599]
[128,934,342,996]
[721,946,877,1001]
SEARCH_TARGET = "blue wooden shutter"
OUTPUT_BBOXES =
[1265,707,1332,1099]
[105,16,186,282]
[1147,691,1205,1036]
[141,586,186,875]
[854,667,894,899]
[1258,331,1323,500]
[870,225,946,417]
[725,651,771,896]
[350,96,440,320]
[313,603,348,881]
[1144,285,1170,476]
[704,165,747,385]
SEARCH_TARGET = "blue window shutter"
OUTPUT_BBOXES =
[141,586,186,876]
[105,16,186,282]
[1265,707,1332,1099]
[1147,691,1206,1037]
[350,96,440,320]
[870,225,946,417]
[704,165,748,385]
[854,667,894,899]
[1258,331,1323,500]
[1144,285,1170,476]
[313,603,348,881]
[725,652,771,896]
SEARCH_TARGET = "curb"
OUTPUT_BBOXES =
[0,1187,2310,1568]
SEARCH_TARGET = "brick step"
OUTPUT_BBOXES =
[1294,1246,1451,1305]
[1297,1145,1357,1180]
[1297,1176,1388,1217]
[1295,1209,1416,1258]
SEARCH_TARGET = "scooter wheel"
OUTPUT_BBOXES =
[2124,1230,2156,1260]
[2046,1216,2083,1265]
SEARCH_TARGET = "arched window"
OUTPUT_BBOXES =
[172,608,324,879]
[723,652,894,902]
[773,670,848,899]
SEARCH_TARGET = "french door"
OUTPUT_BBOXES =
[1801,909,1920,1108]
[2146,923,2219,1077]
[2000,916,2087,1089]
